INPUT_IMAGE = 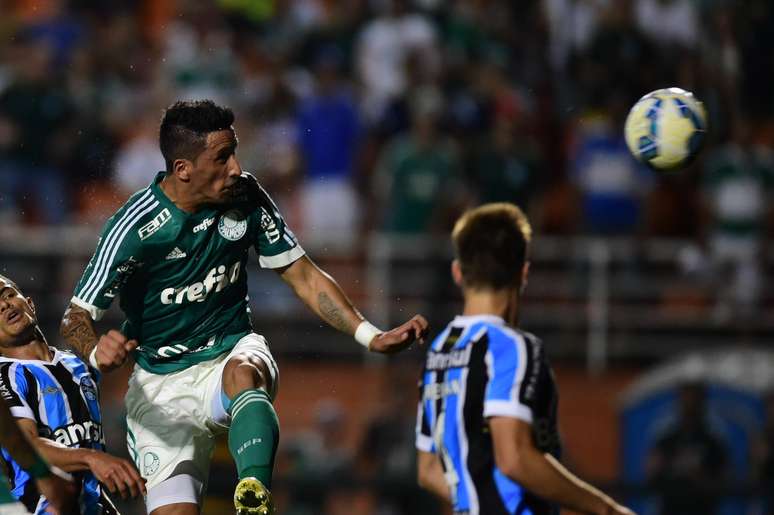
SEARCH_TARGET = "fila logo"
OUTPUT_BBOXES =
[193,217,215,234]
[159,261,241,305]
[165,247,187,260]
[138,208,171,240]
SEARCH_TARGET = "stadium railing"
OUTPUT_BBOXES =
[1,225,769,368]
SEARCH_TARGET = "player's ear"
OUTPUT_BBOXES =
[26,297,36,315]
[172,159,192,182]
[451,259,464,287]
[520,262,530,294]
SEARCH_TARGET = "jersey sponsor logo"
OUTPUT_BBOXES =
[51,420,103,447]
[219,210,247,241]
[159,261,242,305]
[426,346,473,371]
[165,247,187,260]
[156,335,216,358]
[103,256,141,299]
[259,207,281,244]
[192,217,215,234]
[0,381,13,402]
[522,338,542,403]
[138,208,171,240]
[422,379,462,401]
[42,386,60,396]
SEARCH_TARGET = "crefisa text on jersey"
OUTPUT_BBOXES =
[160,260,242,305]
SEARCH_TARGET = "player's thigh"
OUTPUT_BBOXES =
[206,333,279,427]
[126,368,214,498]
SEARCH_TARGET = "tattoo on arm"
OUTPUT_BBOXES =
[60,305,98,359]
[317,292,355,334]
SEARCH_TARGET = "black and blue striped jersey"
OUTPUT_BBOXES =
[416,315,560,515]
[0,348,111,515]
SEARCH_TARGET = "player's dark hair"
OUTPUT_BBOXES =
[0,274,19,292]
[452,203,531,290]
[159,100,235,172]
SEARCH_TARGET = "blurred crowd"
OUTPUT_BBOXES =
[1,0,773,240]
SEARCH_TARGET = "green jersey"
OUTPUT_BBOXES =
[0,471,14,504]
[71,172,304,374]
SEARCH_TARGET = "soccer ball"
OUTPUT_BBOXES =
[624,87,707,170]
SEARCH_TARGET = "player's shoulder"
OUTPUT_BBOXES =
[484,322,542,354]
[53,347,85,366]
[0,356,37,385]
[100,185,173,248]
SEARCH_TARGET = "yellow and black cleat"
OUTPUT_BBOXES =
[234,477,274,515]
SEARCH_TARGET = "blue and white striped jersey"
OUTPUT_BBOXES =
[0,348,110,515]
[416,315,560,515]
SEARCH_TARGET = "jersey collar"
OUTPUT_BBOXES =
[452,314,505,326]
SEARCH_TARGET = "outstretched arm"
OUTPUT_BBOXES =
[277,256,428,353]
[490,417,634,515]
[60,303,137,372]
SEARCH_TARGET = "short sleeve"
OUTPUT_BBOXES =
[483,329,534,424]
[0,362,35,421]
[251,186,305,269]
[415,376,435,453]
[71,198,153,320]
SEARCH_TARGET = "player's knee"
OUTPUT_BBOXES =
[224,356,269,395]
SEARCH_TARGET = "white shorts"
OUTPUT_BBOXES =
[0,503,29,515]
[125,333,279,511]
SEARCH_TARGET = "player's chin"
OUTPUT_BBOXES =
[215,189,236,204]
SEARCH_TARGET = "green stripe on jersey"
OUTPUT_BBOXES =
[72,172,303,374]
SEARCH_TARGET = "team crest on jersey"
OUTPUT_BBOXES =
[218,209,247,241]
[80,376,98,401]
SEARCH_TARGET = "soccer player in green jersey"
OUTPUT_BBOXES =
[0,398,75,515]
[59,100,428,515]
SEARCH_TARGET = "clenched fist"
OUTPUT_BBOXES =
[93,330,137,372]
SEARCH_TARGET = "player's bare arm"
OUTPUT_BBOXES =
[277,255,428,353]
[489,417,634,515]
[59,303,99,357]
[417,450,451,502]
[60,303,137,371]
[15,418,146,500]
[0,399,76,514]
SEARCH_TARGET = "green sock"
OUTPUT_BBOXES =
[228,388,279,487]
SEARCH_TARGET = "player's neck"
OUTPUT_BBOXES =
[159,175,203,214]
[461,288,520,326]
[1,333,51,361]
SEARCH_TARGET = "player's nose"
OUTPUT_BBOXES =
[227,155,242,177]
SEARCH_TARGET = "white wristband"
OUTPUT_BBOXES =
[88,347,101,370]
[355,320,382,349]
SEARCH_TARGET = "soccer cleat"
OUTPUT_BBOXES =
[234,477,274,515]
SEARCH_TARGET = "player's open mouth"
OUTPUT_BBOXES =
[5,309,20,324]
